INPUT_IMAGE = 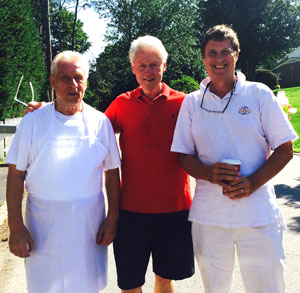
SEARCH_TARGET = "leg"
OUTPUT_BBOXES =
[121,287,142,293]
[154,274,174,293]
[192,223,235,293]
[152,211,194,281]
[236,223,285,293]
[113,210,151,291]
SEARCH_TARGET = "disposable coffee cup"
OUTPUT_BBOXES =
[221,159,241,193]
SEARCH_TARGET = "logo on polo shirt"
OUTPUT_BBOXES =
[239,106,251,115]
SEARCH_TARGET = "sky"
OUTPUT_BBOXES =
[77,8,107,62]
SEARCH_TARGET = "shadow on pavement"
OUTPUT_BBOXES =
[275,181,300,233]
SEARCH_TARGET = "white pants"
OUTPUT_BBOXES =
[192,223,285,293]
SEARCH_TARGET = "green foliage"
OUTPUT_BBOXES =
[30,0,92,68]
[88,43,136,110]
[197,0,300,80]
[90,0,206,111]
[50,5,91,56]
[170,75,199,93]
[255,69,278,90]
[0,0,48,119]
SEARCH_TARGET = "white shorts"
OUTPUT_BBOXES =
[192,222,285,293]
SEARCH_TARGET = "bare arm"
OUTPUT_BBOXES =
[228,140,294,199]
[96,167,120,246]
[178,141,293,200]
[6,164,34,258]
[178,153,240,188]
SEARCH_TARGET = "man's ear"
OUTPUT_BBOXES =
[235,51,239,61]
[162,62,167,73]
[130,62,136,75]
[49,75,54,88]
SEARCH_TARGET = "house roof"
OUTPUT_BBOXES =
[273,46,300,71]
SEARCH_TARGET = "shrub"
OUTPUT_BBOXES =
[255,69,278,90]
[170,75,199,94]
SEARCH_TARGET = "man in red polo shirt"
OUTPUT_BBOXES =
[105,36,194,292]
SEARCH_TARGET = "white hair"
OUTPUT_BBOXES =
[51,51,89,79]
[129,35,168,64]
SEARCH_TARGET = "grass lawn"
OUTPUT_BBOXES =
[274,87,300,153]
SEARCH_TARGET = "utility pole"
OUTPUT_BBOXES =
[71,0,80,51]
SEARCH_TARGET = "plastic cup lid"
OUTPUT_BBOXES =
[221,159,241,165]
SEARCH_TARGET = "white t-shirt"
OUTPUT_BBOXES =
[6,102,120,201]
[171,72,298,227]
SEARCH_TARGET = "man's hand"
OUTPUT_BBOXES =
[24,101,45,114]
[223,176,251,200]
[178,153,240,186]
[9,224,34,258]
[96,215,118,246]
[207,161,240,187]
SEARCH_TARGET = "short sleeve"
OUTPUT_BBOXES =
[105,99,121,133]
[6,115,34,171]
[260,89,298,149]
[171,95,197,155]
[102,117,121,171]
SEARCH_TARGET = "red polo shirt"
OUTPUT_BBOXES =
[105,83,192,213]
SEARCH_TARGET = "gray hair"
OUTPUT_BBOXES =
[129,35,168,64]
[51,51,89,79]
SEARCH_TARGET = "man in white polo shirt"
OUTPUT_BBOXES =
[171,24,298,292]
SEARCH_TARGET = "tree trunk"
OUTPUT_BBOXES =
[44,0,53,101]
[239,58,257,81]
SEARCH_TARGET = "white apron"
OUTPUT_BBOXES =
[25,104,107,293]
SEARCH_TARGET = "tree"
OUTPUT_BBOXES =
[50,6,91,57]
[0,0,47,119]
[87,43,135,110]
[30,0,91,100]
[89,0,206,111]
[197,0,300,80]
[49,0,91,54]
[31,0,52,88]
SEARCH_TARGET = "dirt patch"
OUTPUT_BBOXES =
[0,196,27,292]
[0,218,9,243]
[0,219,15,290]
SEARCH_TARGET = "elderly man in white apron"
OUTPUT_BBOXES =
[6,51,121,293]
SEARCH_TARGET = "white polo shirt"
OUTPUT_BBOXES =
[171,72,298,227]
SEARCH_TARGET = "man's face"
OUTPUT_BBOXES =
[50,59,87,106]
[131,48,166,94]
[203,39,238,82]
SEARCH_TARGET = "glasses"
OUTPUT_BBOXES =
[14,75,34,106]
[200,79,237,114]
